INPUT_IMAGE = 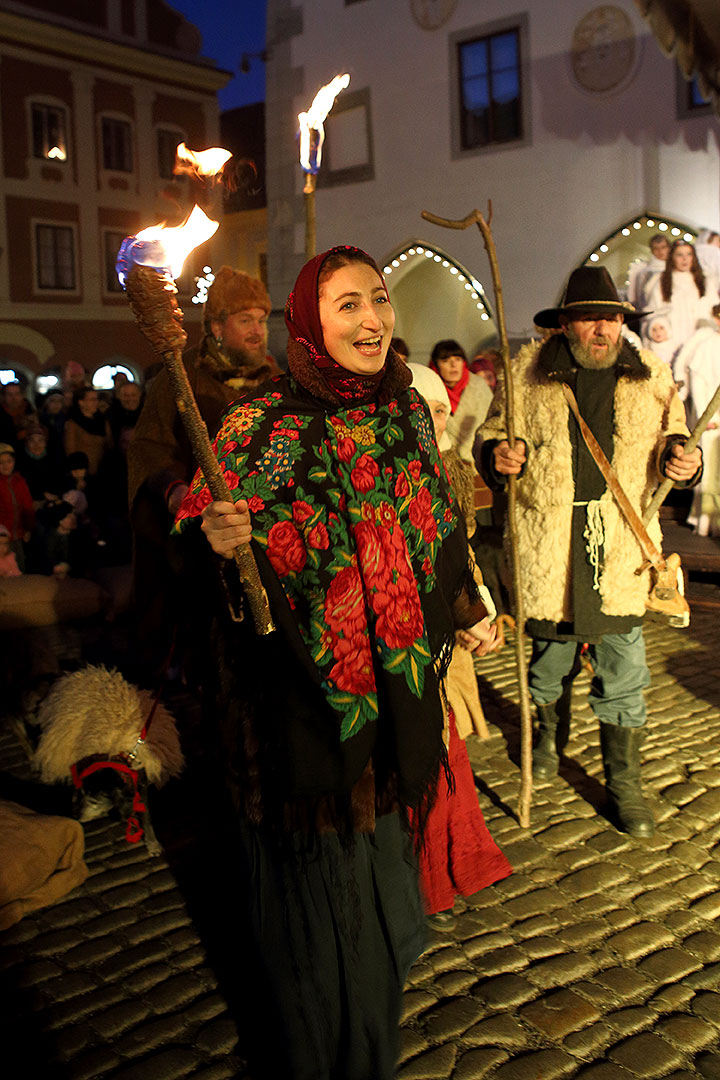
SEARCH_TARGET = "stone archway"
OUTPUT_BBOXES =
[380,241,498,364]
[0,322,55,369]
[580,213,697,298]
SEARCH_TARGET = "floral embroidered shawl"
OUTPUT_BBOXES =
[175,369,472,807]
[174,246,474,812]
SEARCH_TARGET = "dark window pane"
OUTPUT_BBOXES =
[459,27,522,149]
[490,32,518,70]
[493,69,519,105]
[102,118,132,171]
[461,40,488,79]
[689,77,709,108]
[464,75,490,111]
[36,225,75,290]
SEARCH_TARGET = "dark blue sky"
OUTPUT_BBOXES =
[169,0,267,111]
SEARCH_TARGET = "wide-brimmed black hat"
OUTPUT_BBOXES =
[533,265,650,329]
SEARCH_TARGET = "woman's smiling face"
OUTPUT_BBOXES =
[318,262,395,375]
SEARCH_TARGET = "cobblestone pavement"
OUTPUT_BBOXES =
[2,604,720,1079]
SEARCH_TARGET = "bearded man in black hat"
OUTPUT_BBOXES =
[475,266,702,837]
[128,267,279,678]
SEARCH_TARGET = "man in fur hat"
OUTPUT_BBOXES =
[128,268,278,675]
[475,266,702,838]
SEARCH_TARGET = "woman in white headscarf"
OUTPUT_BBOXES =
[406,362,511,931]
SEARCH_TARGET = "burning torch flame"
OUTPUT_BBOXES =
[116,205,219,287]
[298,73,350,173]
[174,142,233,179]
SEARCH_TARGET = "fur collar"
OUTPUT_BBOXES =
[536,333,651,383]
[286,340,412,408]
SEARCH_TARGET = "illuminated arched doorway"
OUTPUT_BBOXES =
[580,213,697,298]
[380,241,498,363]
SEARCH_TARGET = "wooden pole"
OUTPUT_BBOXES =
[125,266,275,636]
[421,205,534,828]
[304,172,317,260]
[643,381,720,526]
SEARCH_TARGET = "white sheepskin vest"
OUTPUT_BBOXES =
[479,343,690,622]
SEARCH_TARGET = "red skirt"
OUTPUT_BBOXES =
[417,712,512,914]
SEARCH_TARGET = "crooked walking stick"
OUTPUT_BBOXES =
[421,204,533,828]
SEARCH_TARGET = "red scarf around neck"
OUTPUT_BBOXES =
[430,360,469,414]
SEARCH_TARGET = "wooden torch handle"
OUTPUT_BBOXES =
[163,348,275,636]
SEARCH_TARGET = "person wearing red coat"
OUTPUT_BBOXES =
[0,443,35,571]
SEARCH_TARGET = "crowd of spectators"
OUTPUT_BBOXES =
[0,363,144,580]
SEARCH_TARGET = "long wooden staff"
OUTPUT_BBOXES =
[421,205,533,827]
[125,266,275,636]
[643,382,720,526]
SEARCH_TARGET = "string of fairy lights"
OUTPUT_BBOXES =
[382,245,494,323]
[585,215,696,273]
[191,222,700,312]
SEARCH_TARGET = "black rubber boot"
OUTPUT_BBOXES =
[600,724,655,838]
[532,682,572,779]
[533,702,560,778]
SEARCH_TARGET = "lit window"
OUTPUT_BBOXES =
[35,224,75,290]
[102,117,133,172]
[458,28,522,150]
[36,373,60,395]
[92,364,135,390]
[32,103,67,161]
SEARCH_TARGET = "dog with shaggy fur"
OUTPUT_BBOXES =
[34,666,184,854]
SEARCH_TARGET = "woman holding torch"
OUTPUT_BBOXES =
[174,246,495,1079]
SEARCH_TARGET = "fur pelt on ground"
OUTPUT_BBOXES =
[34,666,184,786]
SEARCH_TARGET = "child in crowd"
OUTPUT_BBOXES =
[16,425,64,508]
[0,524,21,577]
[0,442,34,571]
[38,500,80,578]
[643,314,675,367]
[470,349,500,391]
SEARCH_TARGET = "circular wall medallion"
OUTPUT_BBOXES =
[410,0,458,31]
[571,5,637,94]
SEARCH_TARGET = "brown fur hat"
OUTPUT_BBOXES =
[204,266,271,324]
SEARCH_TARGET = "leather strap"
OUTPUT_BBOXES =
[562,383,665,571]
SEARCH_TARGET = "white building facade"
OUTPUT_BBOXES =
[265,0,719,360]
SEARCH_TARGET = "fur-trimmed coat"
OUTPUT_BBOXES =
[476,336,692,629]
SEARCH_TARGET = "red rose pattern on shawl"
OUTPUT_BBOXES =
[175,387,458,741]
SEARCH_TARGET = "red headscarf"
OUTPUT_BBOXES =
[284,246,389,403]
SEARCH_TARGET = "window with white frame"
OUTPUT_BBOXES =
[102,116,133,172]
[35,224,76,290]
[103,231,127,293]
[31,103,68,162]
[450,15,530,157]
